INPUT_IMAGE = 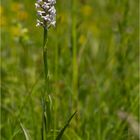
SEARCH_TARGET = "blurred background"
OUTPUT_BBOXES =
[1,0,139,140]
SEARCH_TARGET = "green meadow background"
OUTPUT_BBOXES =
[1,0,139,140]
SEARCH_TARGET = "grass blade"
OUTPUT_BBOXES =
[20,123,31,140]
[56,111,77,140]
[41,95,52,140]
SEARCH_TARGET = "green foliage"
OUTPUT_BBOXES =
[1,0,139,140]
[20,123,31,140]
[56,111,77,140]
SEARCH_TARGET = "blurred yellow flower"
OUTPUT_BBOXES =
[81,5,93,17]
[78,35,86,45]
[17,11,28,21]
[0,5,7,27]
[10,26,21,37]
[10,25,28,37]
[11,2,23,12]
[88,23,100,37]
[0,5,3,15]
[11,2,28,21]
[0,16,7,27]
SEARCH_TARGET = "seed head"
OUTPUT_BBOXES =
[35,0,56,28]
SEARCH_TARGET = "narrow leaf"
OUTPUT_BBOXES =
[20,123,31,140]
[56,111,77,140]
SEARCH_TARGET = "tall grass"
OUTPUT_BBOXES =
[72,0,78,109]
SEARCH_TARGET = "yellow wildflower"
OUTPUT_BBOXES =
[0,6,7,27]
[0,16,7,27]
[10,26,21,37]
[0,5,3,15]
[10,24,28,37]
[17,11,28,21]
[88,23,100,37]
[11,2,23,12]
[78,35,86,45]
[81,5,93,17]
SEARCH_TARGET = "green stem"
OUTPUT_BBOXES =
[43,28,48,83]
[41,27,49,140]
[53,35,58,140]
[43,27,51,96]
[72,0,78,108]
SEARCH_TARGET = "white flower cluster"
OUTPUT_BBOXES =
[35,0,56,28]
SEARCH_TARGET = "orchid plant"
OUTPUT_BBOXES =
[35,1,76,139]
[35,0,56,139]
[35,0,56,89]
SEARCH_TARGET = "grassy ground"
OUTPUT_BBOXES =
[1,0,139,140]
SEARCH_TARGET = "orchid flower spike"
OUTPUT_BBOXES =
[35,0,56,28]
